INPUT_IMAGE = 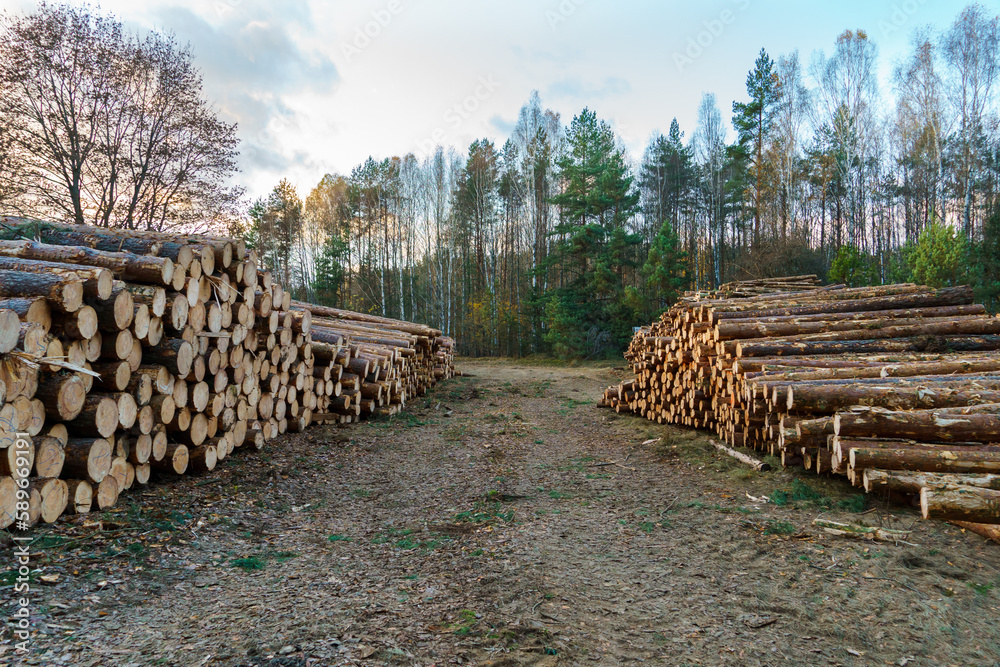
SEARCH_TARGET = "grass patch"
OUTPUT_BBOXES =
[763,519,796,536]
[770,479,867,512]
[455,500,515,524]
[230,556,266,571]
[969,581,995,596]
[328,533,352,542]
[372,527,414,544]
[450,609,478,636]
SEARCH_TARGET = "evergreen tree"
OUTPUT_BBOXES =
[732,48,781,246]
[908,220,969,287]
[639,119,693,242]
[972,209,1000,311]
[248,179,303,288]
[641,221,688,317]
[543,108,641,357]
[312,234,349,307]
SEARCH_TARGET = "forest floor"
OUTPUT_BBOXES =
[4,359,1000,667]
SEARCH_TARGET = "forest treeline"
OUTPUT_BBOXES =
[2,4,1000,357]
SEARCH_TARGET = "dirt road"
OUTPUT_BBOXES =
[6,360,1000,666]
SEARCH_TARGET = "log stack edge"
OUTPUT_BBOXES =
[601,275,1000,539]
[0,217,456,526]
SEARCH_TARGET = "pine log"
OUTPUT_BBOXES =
[32,436,65,478]
[788,384,1000,413]
[29,478,68,523]
[0,476,14,528]
[920,486,1000,523]
[0,297,50,331]
[0,256,112,299]
[95,476,119,509]
[187,444,217,473]
[35,373,87,421]
[738,336,1000,358]
[66,396,119,438]
[144,338,194,376]
[835,405,1000,442]
[90,282,134,331]
[716,304,986,333]
[151,443,189,475]
[62,438,112,483]
[0,239,174,284]
[63,479,92,514]
[0,269,84,312]
[709,287,973,323]
[850,447,1000,474]
[863,469,1000,494]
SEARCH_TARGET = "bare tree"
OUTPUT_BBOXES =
[692,93,727,286]
[810,29,881,250]
[773,51,810,239]
[942,3,999,237]
[0,3,242,230]
[894,31,948,239]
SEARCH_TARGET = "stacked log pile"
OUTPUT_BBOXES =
[0,217,455,527]
[601,278,1000,535]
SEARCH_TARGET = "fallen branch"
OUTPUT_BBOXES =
[710,439,771,472]
[812,518,916,545]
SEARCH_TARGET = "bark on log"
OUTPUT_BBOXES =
[921,486,1000,523]
[850,447,1000,474]
[863,469,1000,494]
[0,269,83,312]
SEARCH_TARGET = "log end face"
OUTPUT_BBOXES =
[60,376,87,421]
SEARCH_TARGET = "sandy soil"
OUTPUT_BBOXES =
[4,359,1000,666]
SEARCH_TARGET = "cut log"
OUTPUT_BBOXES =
[863,469,1000,494]
[151,443,189,475]
[143,338,194,377]
[66,395,119,438]
[32,436,65,478]
[30,478,68,523]
[920,486,1000,523]
[0,239,173,285]
[187,444,217,473]
[95,476,119,509]
[850,447,1000,474]
[0,269,84,312]
[62,438,112,483]
[835,405,1000,443]
[63,479,93,514]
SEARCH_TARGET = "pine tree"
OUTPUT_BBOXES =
[642,221,688,317]
[543,108,641,357]
[639,119,693,243]
[732,48,781,247]
[312,234,349,307]
[248,179,303,288]
[908,220,969,287]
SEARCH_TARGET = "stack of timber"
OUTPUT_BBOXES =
[684,274,826,299]
[600,278,1000,539]
[0,217,456,527]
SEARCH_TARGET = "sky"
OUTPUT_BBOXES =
[0,0,973,200]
